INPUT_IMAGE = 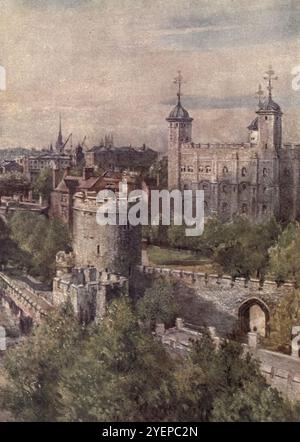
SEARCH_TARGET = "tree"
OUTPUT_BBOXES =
[214,217,280,279]
[269,223,300,285]
[57,297,177,422]
[0,217,30,269]
[0,303,85,422]
[9,212,71,282]
[32,168,53,199]
[1,300,298,422]
[175,332,294,422]
[136,277,178,329]
[266,290,300,352]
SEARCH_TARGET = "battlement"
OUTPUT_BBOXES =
[53,266,128,323]
[182,142,252,150]
[137,265,294,293]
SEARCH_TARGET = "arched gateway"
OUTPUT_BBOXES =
[238,298,270,337]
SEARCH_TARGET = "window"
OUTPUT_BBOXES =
[199,166,204,173]
[187,166,194,173]
[223,166,228,175]
[181,166,186,172]
[241,183,247,191]
[241,167,247,176]
[263,168,268,177]
[241,203,248,214]
[284,168,291,177]
[97,245,100,255]
[265,116,268,120]
[262,205,267,214]
[205,166,211,173]
[222,185,227,193]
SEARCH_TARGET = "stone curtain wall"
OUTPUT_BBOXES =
[136,266,294,336]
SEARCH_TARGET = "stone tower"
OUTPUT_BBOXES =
[256,66,282,151]
[166,71,193,190]
[72,189,141,278]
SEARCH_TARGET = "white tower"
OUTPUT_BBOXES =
[166,71,193,190]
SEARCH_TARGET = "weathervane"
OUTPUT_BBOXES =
[255,83,264,107]
[173,70,184,103]
[264,65,278,99]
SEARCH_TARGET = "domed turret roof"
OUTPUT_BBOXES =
[166,97,193,122]
[261,96,281,112]
[168,101,190,119]
[247,117,258,131]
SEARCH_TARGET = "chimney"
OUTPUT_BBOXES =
[83,167,94,180]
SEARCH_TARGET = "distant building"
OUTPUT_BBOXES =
[19,115,73,182]
[0,160,23,174]
[85,139,158,173]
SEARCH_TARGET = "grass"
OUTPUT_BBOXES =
[147,245,217,273]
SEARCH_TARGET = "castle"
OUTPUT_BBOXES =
[167,68,300,222]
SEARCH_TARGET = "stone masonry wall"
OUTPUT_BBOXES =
[136,265,294,336]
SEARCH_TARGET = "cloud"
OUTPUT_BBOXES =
[158,1,300,50]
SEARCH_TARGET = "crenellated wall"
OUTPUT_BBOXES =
[53,267,129,324]
[136,265,294,336]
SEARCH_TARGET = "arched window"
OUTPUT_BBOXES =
[199,166,204,173]
[205,166,211,173]
[241,167,247,176]
[241,183,247,191]
[262,204,267,214]
[263,168,267,177]
[222,185,227,193]
[223,166,228,175]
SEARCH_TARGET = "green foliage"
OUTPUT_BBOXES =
[267,290,300,352]
[213,216,280,279]
[9,212,70,281]
[0,217,30,268]
[145,217,280,280]
[0,299,297,422]
[269,223,300,285]
[175,333,294,422]
[136,277,178,328]
[0,303,85,422]
[60,297,176,421]
[32,168,53,199]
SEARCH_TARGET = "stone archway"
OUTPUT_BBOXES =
[239,298,270,337]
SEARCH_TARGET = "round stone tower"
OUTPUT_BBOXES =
[72,190,141,278]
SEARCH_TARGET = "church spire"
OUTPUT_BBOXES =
[55,113,64,152]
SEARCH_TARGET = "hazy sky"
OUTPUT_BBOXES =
[0,0,300,151]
